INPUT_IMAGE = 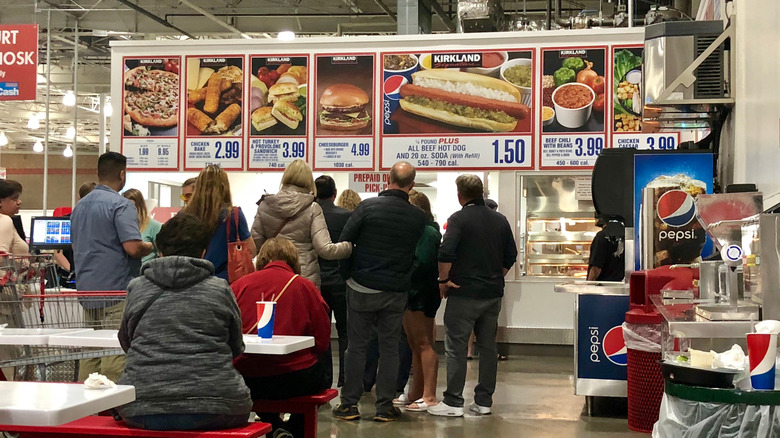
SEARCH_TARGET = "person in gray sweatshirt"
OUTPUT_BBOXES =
[117,213,252,431]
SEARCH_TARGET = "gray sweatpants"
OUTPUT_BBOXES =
[443,295,502,408]
[340,286,407,412]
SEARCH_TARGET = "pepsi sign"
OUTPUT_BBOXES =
[383,75,408,101]
[657,190,696,227]
[603,326,627,366]
[577,294,629,383]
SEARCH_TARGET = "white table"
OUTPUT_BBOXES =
[0,381,135,426]
[0,328,94,346]
[48,330,315,355]
[242,335,314,355]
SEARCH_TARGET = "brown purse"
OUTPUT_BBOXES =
[226,207,255,284]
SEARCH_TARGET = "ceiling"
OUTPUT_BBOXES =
[0,0,646,155]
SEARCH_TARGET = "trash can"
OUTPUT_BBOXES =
[624,308,664,433]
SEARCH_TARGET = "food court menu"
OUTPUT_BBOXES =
[247,55,309,170]
[540,47,607,169]
[121,56,181,170]
[183,56,244,170]
[312,54,375,171]
[611,45,680,151]
[379,49,534,170]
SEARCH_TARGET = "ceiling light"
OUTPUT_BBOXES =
[63,145,73,158]
[65,126,76,139]
[278,31,295,41]
[0,132,7,147]
[104,97,113,117]
[33,139,43,153]
[63,90,76,106]
[27,114,40,130]
[37,74,47,84]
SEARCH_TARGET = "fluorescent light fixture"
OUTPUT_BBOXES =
[63,90,76,106]
[63,145,73,158]
[278,31,295,41]
[27,114,40,130]
[104,97,113,117]
[0,132,7,147]
[33,139,43,153]
[240,33,252,39]
[36,74,47,84]
[65,126,76,139]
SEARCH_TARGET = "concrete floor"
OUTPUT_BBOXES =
[315,349,648,438]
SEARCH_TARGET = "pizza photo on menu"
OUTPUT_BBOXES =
[123,58,180,137]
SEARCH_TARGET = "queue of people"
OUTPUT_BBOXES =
[2,151,517,434]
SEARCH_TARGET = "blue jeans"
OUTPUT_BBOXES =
[123,413,249,431]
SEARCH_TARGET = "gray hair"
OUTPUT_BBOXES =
[455,174,483,201]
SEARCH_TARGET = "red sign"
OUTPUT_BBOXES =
[150,207,181,223]
[0,25,38,101]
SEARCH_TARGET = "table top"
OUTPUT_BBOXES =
[0,381,135,426]
[242,335,314,355]
[47,330,314,355]
[0,328,94,345]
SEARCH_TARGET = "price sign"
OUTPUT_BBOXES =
[185,138,243,170]
[315,137,373,170]
[541,134,604,168]
[613,133,680,150]
[249,139,307,170]
[381,135,532,170]
[124,138,178,170]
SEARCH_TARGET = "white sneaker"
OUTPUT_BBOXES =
[427,402,464,417]
[468,402,492,415]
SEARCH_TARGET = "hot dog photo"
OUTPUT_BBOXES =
[314,55,374,136]
[185,56,243,136]
[541,48,606,133]
[382,50,533,135]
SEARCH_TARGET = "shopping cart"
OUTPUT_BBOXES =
[0,254,126,381]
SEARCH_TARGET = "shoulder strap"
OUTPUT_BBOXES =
[134,289,166,326]
[274,274,299,302]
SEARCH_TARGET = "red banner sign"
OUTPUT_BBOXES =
[0,25,38,101]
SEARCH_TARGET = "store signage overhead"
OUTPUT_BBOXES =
[379,49,534,170]
[0,25,38,101]
[348,172,389,193]
[121,56,181,170]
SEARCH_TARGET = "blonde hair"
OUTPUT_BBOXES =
[408,189,434,223]
[336,189,361,211]
[281,159,316,196]
[183,164,233,232]
[256,237,301,274]
[122,188,149,232]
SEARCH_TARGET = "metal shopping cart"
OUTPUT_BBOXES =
[0,253,126,381]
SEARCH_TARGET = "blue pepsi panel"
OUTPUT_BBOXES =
[633,152,714,270]
[577,294,630,381]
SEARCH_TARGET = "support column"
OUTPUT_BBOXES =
[397,0,432,35]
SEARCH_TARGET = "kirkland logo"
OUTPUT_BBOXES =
[0,82,20,96]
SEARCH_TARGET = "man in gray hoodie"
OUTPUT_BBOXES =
[118,213,252,431]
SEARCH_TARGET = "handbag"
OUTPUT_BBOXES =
[244,274,299,334]
[226,207,255,284]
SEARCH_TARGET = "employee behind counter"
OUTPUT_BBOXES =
[587,219,625,282]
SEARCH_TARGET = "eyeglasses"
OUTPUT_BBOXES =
[180,193,193,202]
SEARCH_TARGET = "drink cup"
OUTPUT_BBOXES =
[256,301,276,340]
[747,333,777,390]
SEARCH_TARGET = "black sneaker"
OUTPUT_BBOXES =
[373,406,401,422]
[333,404,361,421]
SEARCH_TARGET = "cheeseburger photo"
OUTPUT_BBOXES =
[318,83,371,131]
[399,69,529,132]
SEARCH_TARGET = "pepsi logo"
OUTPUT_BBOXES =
[657,190,696,227]
[602,326,627,366]
[383,75,408,100]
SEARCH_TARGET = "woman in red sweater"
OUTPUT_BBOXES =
[231,237,331,435]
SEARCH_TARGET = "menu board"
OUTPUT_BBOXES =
[121,57,181,170]
[540,47,607,169]
[247,55,309,170]
[379,49,534,170]
[611,45,680,150]
[312,54,375,171]
[183,55,245,170]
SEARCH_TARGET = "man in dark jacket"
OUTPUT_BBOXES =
[315,175,352,387]
[428,174,517,418]
[333,161,426,422]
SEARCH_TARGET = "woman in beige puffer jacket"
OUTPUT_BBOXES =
[252,160,352,288]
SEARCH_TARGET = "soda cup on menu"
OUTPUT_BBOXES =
[256,301,276,340]
[747,333,777,390]
[382,54,419,133]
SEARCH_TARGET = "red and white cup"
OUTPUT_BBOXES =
[256,301,276,340]
[747,333,777,390]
